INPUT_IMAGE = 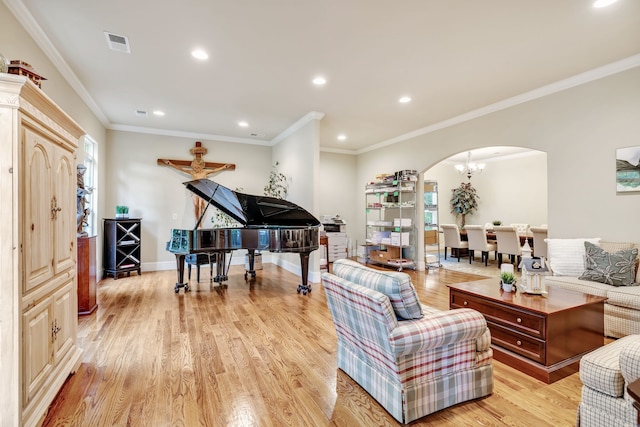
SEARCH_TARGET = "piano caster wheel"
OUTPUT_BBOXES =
[174,283,190,293]
[297,284,311,295]
[244,271,257,280]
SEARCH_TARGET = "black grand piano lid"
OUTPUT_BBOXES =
[183,179,320,227]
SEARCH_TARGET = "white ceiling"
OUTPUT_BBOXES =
[6,0,640,154]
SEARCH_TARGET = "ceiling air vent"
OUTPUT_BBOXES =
[104,31,131,53]
[135,110,148,117]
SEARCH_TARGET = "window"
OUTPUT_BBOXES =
[82,136,98,236]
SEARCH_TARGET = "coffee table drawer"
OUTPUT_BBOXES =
[488,321,546,364]
[450,290,546,339]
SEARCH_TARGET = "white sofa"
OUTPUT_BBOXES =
[544,239,640,339]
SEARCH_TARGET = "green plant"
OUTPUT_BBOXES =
[115,205,129,214]
[449,182,479,228]
[211,208,241,228]
[500,271,516,284]
[492,220,502,226]
[500,271,517,291]
[263,161,288,199]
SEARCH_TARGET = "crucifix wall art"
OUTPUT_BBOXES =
[157,141,236,223]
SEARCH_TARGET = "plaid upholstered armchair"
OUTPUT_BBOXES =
[322,259,493,424]
[577,334,640,426]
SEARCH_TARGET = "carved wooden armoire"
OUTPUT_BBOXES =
[0,74,84,427]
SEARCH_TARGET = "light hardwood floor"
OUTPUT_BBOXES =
[43,263,586,426]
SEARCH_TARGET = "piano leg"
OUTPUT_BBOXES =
[174,253,190,293]
[244,249,257,280]
[296,252,312,295]
[214,251,231,283]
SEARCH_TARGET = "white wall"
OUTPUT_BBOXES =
[355,67,640,260]
[426,151,547,228]
[271,116,322,282]
[319,152,358,253]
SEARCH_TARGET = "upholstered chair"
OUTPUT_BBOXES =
[322,259,494,424]
[510,223,531,236]
[530,226,548,258]
[465,225,497,266]
[441,224,469,262]
[494,225,523,269]
[577,334,640,426]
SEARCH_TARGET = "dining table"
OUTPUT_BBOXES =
[459,229,534,247]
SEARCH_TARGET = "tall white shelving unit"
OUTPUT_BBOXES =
[364,172,417,271]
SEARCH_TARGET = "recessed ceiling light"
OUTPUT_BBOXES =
[238,121,249,127]
[153,110,165,116]
[312,76,327,86]
[337,134,347,141]
[191,49,209,60]
[593,0,618,7]
[399,96,411,103]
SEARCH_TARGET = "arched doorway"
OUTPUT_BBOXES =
[421,146,547,272]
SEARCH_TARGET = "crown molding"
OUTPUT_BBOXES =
[108,124,271,145]
[319,146,358,155]
[270,111,325,145]
[358,53,640,155]
[4,0,111,128]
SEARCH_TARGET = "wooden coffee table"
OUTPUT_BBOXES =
[628,378,640,412]
[448,279,607,383]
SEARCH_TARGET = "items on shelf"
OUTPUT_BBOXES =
[365,170,418,271]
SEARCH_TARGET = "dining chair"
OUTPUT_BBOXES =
[530,226,548,258]
[465,225,497,266]
[494,225,523,269]
[510,223,531,237]
[440,224,469,262]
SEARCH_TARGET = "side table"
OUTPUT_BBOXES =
[628,378,640,412]
[77,236,97,315]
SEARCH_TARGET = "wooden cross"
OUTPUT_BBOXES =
[157,141,236,224]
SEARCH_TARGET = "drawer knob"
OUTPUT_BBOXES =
[516,317,522,323]
[463,301,468,306]
[516,340,522,346]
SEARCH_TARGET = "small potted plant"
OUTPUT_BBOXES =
[493,220,502,226]
[115,205,129,219]
[500,271,517,292]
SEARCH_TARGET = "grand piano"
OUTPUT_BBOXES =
[166,179,320,294]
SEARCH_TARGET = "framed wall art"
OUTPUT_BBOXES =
[616,146,640,193]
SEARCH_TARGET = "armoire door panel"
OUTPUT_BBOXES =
[23,126,53,292]
[52,280,75,363]
[22,298,53,405]
[53,147,76,274]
